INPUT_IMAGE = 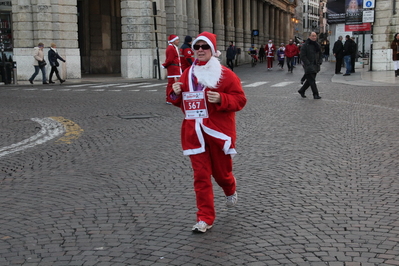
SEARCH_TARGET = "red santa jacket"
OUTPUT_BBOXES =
[162,44,182,78]
[284,43,299,58]
[265,43,276,57]
[169,58,247,156]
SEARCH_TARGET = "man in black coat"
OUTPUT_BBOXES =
[343,35,353,76]
[226,41,237,71]
[333,36,344,74]
[297,32,323,99]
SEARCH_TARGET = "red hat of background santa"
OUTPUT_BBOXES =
[168,34,179,43]
[192,31,217,55]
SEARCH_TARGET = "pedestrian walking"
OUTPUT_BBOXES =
[162,34,182,104]
[343,35,354,76]
[226,41,237,71]
[265,40,276,70]
[297,32,323,99]
[350,37,357,73]
[391,33,399,77]
[180,35,194,72]
[333,36,344,74]
[28,42,48,84]
[48,43,66,84]
[258,46,265,63]
[285,39,299,73]
[168,31,247,233]
[277,43,285,70]
[323,40,330,61]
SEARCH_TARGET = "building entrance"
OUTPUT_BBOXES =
[77,0,122,75]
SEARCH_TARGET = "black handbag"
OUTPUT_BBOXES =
[55,61,59,67]
[38,60,47,67]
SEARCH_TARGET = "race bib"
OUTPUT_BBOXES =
[182,91,209,119]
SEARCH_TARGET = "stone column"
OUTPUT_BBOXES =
[175,0,185,38]
[264,3,269,41]
[250,0,257,42]
[275,8,280,44]
[200,0,212,32]
[121,0,155,79]
[243,0,251,49]
[257,1,264,46]
[186,0,199,37]
[213,0,224,51]
[234,0,244,65]
[13,0,81,80]
[269,5,275,42]
[372,0,398,71]
[225,0,235,45]
[165,0,178,36]
[234,0,244,48]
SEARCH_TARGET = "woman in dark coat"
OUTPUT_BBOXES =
[391,33,399,77]
[48,43,66,83]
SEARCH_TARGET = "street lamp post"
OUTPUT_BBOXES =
[291,17,299,38]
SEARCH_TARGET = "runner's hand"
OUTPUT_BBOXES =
[172,82,183,95]
[207,91,221,103]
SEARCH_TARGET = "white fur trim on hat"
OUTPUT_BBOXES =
[168,35,179,43]
[192,36,215,55]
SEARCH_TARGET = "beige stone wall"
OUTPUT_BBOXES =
[371,0,399,71]
[11,0,80,80]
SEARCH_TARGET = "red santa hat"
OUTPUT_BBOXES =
[168,34,179,43]
[192,31,217,56]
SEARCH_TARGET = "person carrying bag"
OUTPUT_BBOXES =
[48,43,66,84]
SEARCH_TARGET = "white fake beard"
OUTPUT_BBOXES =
[193,57,223,89]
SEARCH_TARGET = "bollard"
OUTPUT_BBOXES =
[12,61,16,84]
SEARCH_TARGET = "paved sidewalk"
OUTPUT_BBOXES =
[4,61,398,87]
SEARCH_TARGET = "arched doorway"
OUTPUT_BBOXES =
[77,0,122,75]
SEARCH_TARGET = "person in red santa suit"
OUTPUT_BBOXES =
[179,35,194,72]
[265,39,276,70]
[168,32,247,233]
[162,34,182,104]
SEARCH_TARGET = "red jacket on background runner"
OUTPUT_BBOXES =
[162,34,182,103]
[179,35,194,72]
[284,42,299,58]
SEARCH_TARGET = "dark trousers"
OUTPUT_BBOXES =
[335,57,343,74]
[226,59,234,71]
[351,55,355,73]
[286,57,294,71]
[49,66,62,81]
[298,73,319,96]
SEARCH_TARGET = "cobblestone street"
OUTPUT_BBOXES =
[1,61,399,265]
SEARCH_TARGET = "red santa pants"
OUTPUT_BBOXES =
[189,133,236,225]
[166,78,175,102]
[267,56,274,69]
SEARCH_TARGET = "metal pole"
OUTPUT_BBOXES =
[153,2,161,80]
[369,24,373,71]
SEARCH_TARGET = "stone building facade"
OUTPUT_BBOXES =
[8,0,299,81]
[372,0,399,71]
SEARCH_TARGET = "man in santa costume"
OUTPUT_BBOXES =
[168,31,247,233]
[162,34,182,104]
[265,39,276,70]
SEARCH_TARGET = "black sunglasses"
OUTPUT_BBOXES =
[193,44,211,50]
